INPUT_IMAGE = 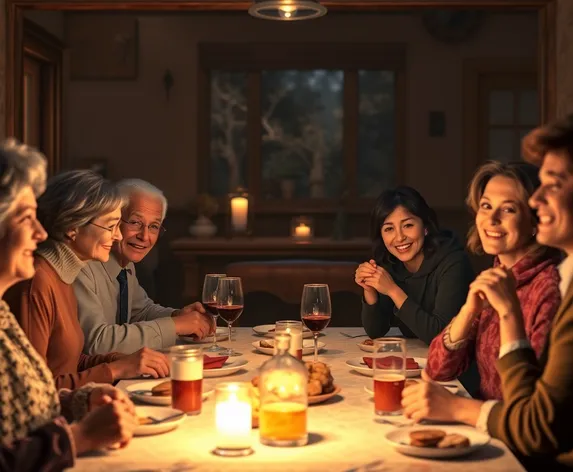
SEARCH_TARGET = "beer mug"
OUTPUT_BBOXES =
[372,338,406,416]
[170,345,203,415]
[275,320,303,360]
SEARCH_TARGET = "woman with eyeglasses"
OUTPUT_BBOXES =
[6,170,170,389]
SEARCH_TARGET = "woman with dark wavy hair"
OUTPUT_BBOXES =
[356,185,474,345]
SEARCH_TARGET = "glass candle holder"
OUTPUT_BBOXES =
[290,216,313,243]
[213,382,254,457]
[275,320,303,360]
[169,345,203,415]
[227,188,253,238]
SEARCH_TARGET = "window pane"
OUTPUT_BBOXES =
[518,89,539,126]
[260,70,344,199]
[357,70,395,197]
[209,71,248,196]
[488,90,514,126]
[489,129,515,162]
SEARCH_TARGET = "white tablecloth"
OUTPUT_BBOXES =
[71,327,524,472]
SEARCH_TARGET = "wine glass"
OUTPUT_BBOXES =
[216,277,244,357]
[300,284,331,363]
[202,273,226,352]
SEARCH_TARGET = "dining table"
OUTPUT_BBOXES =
[71,327,525,472]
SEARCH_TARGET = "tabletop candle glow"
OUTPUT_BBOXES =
[294,224,311,238]
[213,382,253,457]
[230,197,248,233]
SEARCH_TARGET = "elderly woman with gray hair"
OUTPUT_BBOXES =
[6,169,170,389]
[0,139,137,471]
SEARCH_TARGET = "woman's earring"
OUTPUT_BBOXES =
[532,229,537,237]
[424,229,428,236]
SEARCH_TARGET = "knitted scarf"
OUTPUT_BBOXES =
[0,300,60,445]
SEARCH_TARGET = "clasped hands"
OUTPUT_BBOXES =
[355,259,397,296]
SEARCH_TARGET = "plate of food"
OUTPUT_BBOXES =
[204,358,249,378]
[346,357,426,378]
[135,406,185,436]
[357,338,377,352]
[252,324,313,339]
[384,425,490,459]
[252,339,326,356]
[179,327,228,344]
[364,380,459,396]
[126,379,214,406]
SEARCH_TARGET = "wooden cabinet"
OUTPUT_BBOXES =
[171,237,371,302]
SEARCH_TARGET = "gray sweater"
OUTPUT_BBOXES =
[74,254,176,355]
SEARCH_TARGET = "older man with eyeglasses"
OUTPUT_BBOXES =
[75,179,213,355]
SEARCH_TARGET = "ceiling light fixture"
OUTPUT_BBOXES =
[248,0,327,21]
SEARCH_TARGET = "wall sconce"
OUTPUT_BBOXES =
[227,188,253,238]
[291,216,313,243]
[163,69,174,101]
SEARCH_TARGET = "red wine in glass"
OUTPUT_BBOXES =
[217,305,244,324]
[204,301,219,317]
[302,314,331,332]
[300,284,331,363]
[202,274,226,352]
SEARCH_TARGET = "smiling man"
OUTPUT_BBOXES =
[75,179,212,355]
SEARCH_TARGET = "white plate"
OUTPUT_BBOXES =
[179,327,228,344]
[252,324,313,339]
[346,357,426,378]
[204,358,249,378]
[384,425,490,459]
[364,383,458,396]
[126,379,214,406]
[252,339,326,356]
[135,406,185,436]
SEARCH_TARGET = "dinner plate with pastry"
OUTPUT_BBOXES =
[252,324,313,339]
[126,379,214,406]
[384,425,490,459]
[252,338,326,356]
[346,356,426,378]
[135,406,186,436]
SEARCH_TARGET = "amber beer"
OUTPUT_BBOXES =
[374,374,406,414]
[259,402,307,445]
[372,337,407,416]
[170,346,203,415]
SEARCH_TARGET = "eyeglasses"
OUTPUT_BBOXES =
[121,218,166,236]
[89,221,121,233]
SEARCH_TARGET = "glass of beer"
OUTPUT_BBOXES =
[275,320,303,360]
[372,337,406,416]
[170,345,203,415]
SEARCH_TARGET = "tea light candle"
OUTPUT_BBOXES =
[230,197,248,232]
[213,383,253,457]
[294,223,311,238]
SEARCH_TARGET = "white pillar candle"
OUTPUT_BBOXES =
[215,392,252,450]
[231,197,248,232]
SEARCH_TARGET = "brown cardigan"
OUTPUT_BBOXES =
[488,280,573,469]
[7,241,121,389]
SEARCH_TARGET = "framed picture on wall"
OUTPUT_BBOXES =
[67,14,138,80]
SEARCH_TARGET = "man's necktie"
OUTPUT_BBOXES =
[117,269,129,325]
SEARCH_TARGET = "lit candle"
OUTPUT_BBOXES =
[230,197,248,232]
[214,383,253,456]
[294,223,311,238]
